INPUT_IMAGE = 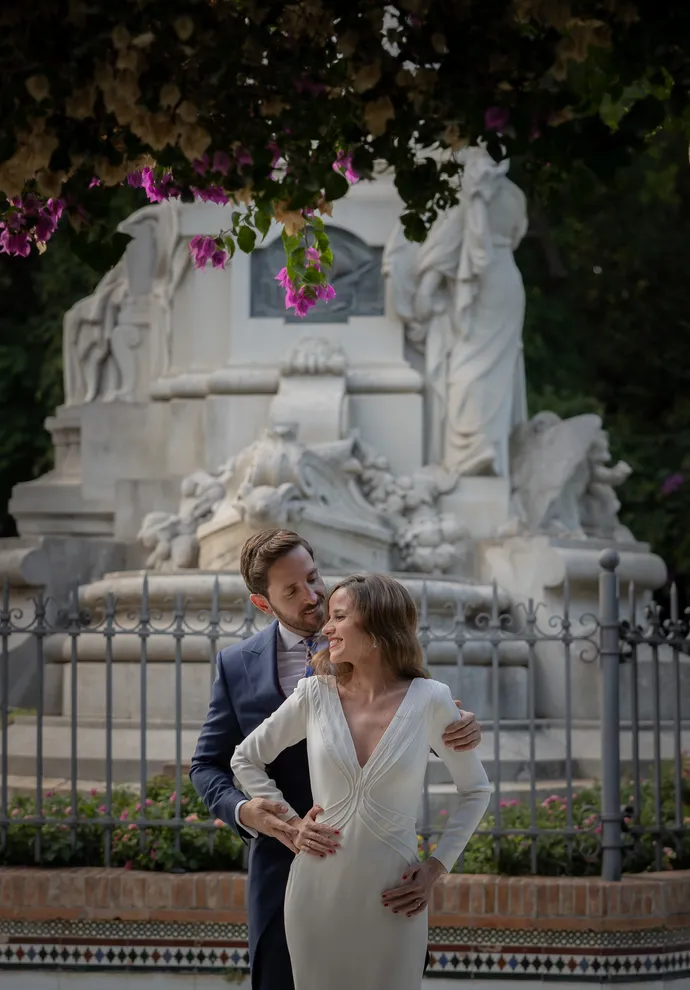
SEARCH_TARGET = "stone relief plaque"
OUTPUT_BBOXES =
[250,226,385,323]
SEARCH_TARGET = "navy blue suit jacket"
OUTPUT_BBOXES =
[190,621,313,964]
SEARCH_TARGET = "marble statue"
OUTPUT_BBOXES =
[504,411,634,541]
[63,200,189,405]
[383,144,528,476]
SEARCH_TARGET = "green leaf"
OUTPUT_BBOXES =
[237,226,257,254]
[320,248,334,268]
[323,169,350,202]
[400,212,428,243]
[222,235,237,259]
[254,210,272,240]
[232,211,242,230]
[302,266,323,285]
[310,215,325,231]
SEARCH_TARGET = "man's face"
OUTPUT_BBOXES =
[250,546,327,637]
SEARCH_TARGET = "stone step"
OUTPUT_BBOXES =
[3,717,688,787]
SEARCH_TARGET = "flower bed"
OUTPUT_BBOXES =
[3,760,688,875]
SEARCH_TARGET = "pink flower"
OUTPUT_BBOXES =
[135,803,141,812]
[661,473,684,496]
[0,230,31,257]
[235,147,253,167]
[90,788,98,798]
[98,805,107,814]
[120,809,129,821]
[192,154,210,176]
[45,790,54,798]
[124,860,133,870]
[89,177,101,188]
[211,248,226,269]
[189,235,220,269]
[128,823,137,831]
[275,267,291,289]
[145,798,153,807]
[316,283,335,302]
[191,184,229,205]
[10,808,20,818]
[213,151,231,175]
[485,106,510,132]
[150,850,157,860]
[185,813,199,822]
[214,818,225,827]
[127,171,144,188]
[305,246,320,267]
[169,791,177,804]
[333,150,358,184]
[65,806,72,816]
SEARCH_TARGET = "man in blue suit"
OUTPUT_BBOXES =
[190,529,482,990]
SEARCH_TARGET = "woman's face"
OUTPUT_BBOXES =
[322,588,375,666]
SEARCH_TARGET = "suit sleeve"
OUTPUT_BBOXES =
[230,677,309,823]
[427,681,492,873]
[189,651,254,840]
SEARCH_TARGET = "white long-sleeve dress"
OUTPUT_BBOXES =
[231,675,491,990]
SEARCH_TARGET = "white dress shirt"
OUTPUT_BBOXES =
[234,623,324,834]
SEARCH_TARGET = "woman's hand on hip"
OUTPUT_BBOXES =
[293,805,341,857]
[381,857,447,917]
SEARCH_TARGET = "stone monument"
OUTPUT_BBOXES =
[1,154,670,795]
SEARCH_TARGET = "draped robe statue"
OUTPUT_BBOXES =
[383,145,529,476]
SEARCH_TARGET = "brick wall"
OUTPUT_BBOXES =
[1,868,688,930]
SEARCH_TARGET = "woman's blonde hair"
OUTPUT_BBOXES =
[312,573,428,683]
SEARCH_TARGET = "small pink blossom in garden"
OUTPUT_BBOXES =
[135,803,141,812]
[120,809,129,821]
[214,818,225,827]
[169,791,177,804]
[181,796,189,805]
[485,106,510,132]
[124,861,133,870]
[128,823,137,831]
[185,813,199,822]
[661,473,684,496]
[98,805,107,814]
[45,790,54,798]
[146,799,153,807]
[90,788,98,797]
[89,177,101,188]
[10,808,20,818]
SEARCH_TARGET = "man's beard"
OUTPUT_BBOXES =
[269,598,326,637]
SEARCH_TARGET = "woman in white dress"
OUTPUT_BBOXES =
[231,574,491,990]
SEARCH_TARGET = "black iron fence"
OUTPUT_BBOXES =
[1,551,688,879]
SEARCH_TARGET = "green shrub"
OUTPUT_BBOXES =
[2,775,244,872]
[3,758,688,875]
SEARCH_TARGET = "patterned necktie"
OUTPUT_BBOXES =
[303,637,318,677]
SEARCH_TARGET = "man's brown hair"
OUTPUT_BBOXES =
[240,529,316,597]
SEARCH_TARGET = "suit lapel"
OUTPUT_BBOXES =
[241,620,285,715]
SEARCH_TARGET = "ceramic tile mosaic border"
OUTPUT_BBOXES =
[0,920,688,981]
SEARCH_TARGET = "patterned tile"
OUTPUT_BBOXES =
[0,920,687,980]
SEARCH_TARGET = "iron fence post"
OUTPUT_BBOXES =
[598,548,623,882]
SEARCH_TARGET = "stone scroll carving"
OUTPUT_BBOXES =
[503,411,634,542]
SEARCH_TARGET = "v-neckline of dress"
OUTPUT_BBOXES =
[333,677,420,772]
